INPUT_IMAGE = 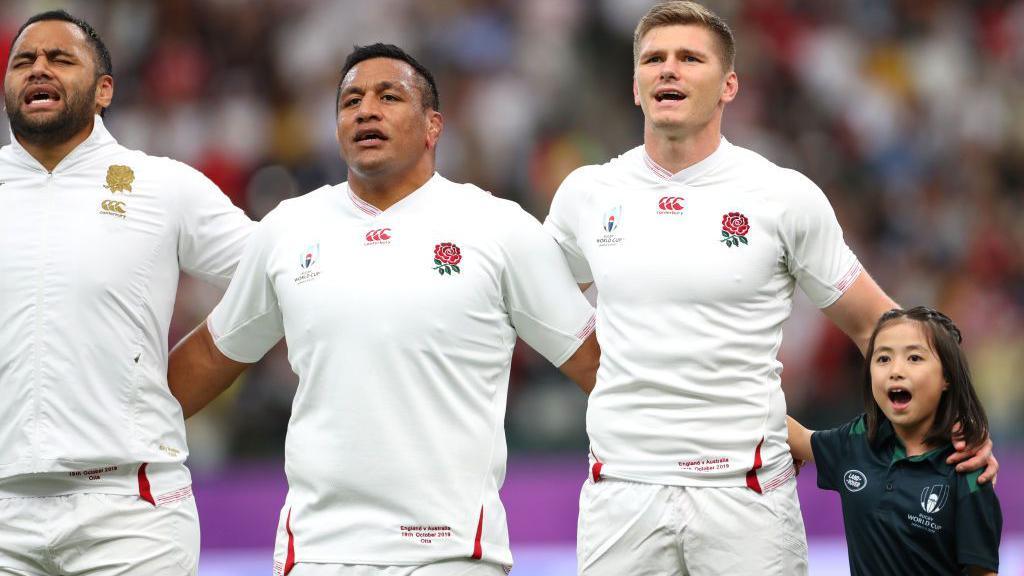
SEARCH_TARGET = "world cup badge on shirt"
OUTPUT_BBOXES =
[920,484,949,513]
[597,205,624,246]
[104,165,135,193]
[294,243,321,284]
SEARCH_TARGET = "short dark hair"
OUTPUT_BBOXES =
[336,43,439,113]
[863,307,989,451]
[10,10,113,79]
[634,1,736,71]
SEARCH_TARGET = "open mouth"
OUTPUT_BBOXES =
[654,90,685,102]
[888,388,912,409]
[354,129,387,144]
[23,86,61,108]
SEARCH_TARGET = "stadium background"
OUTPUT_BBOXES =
[2,0,1022,573]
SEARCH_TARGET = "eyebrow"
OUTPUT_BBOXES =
[11,48,78,62]
[873,344,929,354]
[639,46,710,61]
[340,80,406,97]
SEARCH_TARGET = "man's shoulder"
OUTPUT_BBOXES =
[568,147,644,186]
[264,184,336,221]
[108,148,205,180]
[435,175,522,215]
[718,141,813,189]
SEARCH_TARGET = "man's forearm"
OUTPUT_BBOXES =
[168,321,250,419]
[559,333,600,394]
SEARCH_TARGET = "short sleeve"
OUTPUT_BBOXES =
[174,161,255,288]
[778,172,862,308]
[543,168,594,284]
[955,470,1002,572]
[207,209,285,363]
[501,205,596,367]
[811,415,865,491]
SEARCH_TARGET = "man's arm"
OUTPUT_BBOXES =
[820,270,897,355]
[169,321,251,419]
[559,333,599,394]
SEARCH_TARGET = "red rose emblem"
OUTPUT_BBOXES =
[433,242,462,275]
[720,212,750,248]
[722,212,749,236]
[434,242,461,265]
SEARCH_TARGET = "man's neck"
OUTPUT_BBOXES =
[15,119,96,173]
[348,160,435,211]
[643,122,722,175]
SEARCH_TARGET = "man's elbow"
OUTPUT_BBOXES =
[561,334,600,394]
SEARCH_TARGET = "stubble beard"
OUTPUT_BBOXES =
[5,78,98,149]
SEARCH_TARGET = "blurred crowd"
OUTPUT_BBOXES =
[2,0,1022,470]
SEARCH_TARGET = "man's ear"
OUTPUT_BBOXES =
[95,75,114,111]
[425,110,443,148]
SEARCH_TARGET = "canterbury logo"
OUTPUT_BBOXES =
[658,196,684,211]
[100,199,127,215]
[365,228,391,242]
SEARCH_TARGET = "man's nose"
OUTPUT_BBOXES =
[28,56,53,79]
[356,98,381,121]
[658,59,680,81]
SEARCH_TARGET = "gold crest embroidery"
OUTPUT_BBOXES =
[104,165,134,193]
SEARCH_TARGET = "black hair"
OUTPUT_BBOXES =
[10,10,113,79]
[863,306,989,451]
[336,43,439,113]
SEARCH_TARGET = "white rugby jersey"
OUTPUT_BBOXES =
[0,117,253,501]
[545,139,862,491]
[208,173,595,567]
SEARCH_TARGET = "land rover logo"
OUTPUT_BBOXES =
[843,470,867,492]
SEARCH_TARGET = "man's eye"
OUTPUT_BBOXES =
[344,98,361,107]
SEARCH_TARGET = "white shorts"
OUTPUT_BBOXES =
[0,492,199,575]
[577,478,807,576]
[287,560,508,576]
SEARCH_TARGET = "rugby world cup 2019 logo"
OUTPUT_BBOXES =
[294,243,321,284]
[597,205,624,246]
[920,484,949,513]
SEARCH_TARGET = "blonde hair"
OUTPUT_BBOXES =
[633,1,735,70]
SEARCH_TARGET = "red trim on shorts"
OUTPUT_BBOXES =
[137,463,156,505]
[471,507,484,559]
[590,448,604,482]
[745,437,765,494]
[284,508,296,575]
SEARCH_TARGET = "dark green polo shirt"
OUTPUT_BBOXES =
[811,415,1001,575]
